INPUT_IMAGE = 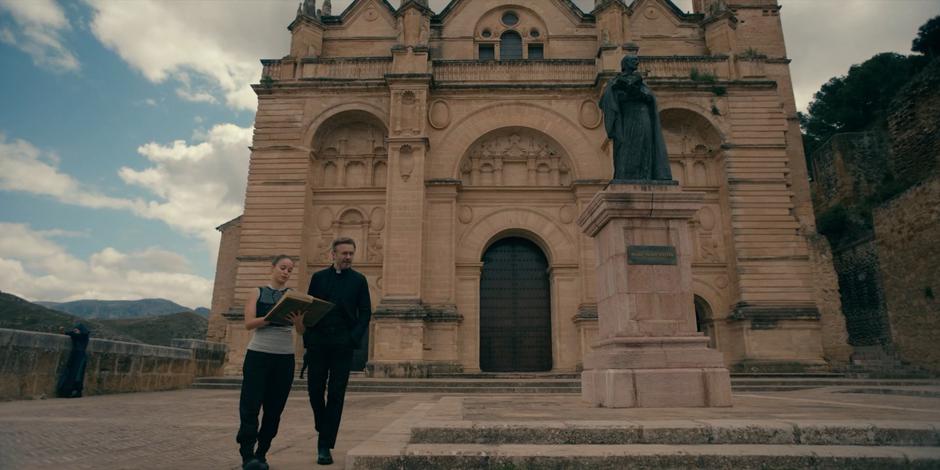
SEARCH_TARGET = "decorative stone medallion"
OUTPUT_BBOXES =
[365,7,378,22]
[458,206,473,224]
[428,100,451,129]
[316,207,334,232]
[370,207,386,231]
[559,205,575,224]
[579,99,602,129]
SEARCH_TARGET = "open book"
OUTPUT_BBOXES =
[263,290,334,328]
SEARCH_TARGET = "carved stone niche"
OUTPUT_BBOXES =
[661,108,722,188]
[312,111,389,188]
[458,127,573,187]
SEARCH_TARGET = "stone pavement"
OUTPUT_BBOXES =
[1,386,939,469]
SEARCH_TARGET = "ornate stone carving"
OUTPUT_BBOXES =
[370,207,386,231]
[314,120,388,188]
[399,145,414,181]
[459,128,572,187]
[458,205,473,224]
[367,232,384,263]
[559,205,575,224]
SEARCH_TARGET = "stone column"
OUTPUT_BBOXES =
[577,182,732,407]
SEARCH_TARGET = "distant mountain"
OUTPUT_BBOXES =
[36,298,209,319]
[0,292,138,342]
[1,292,208,346]
[97,312,208,347]
[194,307,210,317]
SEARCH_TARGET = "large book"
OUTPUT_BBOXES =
[263,290,334,328]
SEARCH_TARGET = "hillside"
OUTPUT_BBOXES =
[97,312,208,347]
[37,298,209,319]
[0,291,138,342]
[0,292,208,346]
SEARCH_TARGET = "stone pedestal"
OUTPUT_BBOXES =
[578,182,732,407]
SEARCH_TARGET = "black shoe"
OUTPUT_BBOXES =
[254,453,269,470]
[242,457,265,470]
[316,447,333,465]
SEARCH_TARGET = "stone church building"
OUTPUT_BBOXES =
[207,0,851,376]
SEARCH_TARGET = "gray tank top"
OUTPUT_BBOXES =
[246,286,295,355]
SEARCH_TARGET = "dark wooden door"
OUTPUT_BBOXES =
[480,237,552,372]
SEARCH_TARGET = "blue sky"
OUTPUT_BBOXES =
[0,0,936,309]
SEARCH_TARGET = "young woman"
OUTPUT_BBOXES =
[236,255,305,470]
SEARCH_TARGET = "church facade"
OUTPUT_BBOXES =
[207,0,851,376]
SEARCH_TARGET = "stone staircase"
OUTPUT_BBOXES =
[191,372,939,394]
[347,420,940,469]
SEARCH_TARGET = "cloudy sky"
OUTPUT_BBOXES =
[0,0,936,309]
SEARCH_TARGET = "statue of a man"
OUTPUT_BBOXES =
[599,54,672,181]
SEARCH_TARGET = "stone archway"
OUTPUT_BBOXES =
[479,236,552,372]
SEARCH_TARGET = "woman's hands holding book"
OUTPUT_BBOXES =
[286,310,306,334]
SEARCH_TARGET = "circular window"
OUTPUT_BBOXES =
[530,28,540,38]
[501,11,519,26]
[481,28,492,38]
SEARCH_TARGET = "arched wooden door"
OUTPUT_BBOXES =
[479,237,552,372]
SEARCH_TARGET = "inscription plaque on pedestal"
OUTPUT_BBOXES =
[627,245,677,265]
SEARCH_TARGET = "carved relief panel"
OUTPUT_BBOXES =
[313,119,388,188]
[392,89,427,137]
[660,109,727,266]
[308,205,386,266]
[458,127,572,187]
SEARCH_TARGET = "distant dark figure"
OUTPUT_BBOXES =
[599,54,673,181]
[56,323,89,398]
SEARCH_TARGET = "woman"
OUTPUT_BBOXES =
[237,254,305,470]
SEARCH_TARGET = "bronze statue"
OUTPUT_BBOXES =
[599,54,673,181]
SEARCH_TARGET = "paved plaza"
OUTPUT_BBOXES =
[1,386,939,469]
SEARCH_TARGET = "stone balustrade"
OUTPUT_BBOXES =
[641,55,732,80]
[433,59,597,83]
[258,55,767,84]
[0,328,227,401]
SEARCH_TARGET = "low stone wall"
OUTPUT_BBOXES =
[0,328,226,401]
[170,339,227,377]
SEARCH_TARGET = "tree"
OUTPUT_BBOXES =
[801,52,921,155]
[912,15,940,57]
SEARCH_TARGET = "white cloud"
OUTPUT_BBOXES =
[119,123,253,251]
[0,223,212,308]
[0,0,79,71]
[84,0,295,110]
[176,87,218,104]
[0,126,252,255]
[0,133,138,211]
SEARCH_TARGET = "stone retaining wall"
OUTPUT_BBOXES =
[0,328,227,401]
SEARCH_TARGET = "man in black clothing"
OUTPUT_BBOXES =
[304,237,371,465]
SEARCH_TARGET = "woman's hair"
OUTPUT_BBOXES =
[271,254,293,265]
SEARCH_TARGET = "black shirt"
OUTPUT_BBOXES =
[304,266,372,349]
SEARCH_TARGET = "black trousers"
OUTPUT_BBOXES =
[237,350,295,455]
[305,344,353,449]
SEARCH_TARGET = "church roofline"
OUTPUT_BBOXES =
[624,0,703,22]
[320,0,397,25]
[396,0,434,17]
[436,0,595,24]
[216,215,242,232]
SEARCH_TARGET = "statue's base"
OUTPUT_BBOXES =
[608,178,678,186]
[577,184,732,408]
[582,336,732,408]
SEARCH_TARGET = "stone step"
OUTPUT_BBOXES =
[191,376,940,393]
[409,421,940,446]
[347,443,940,469]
